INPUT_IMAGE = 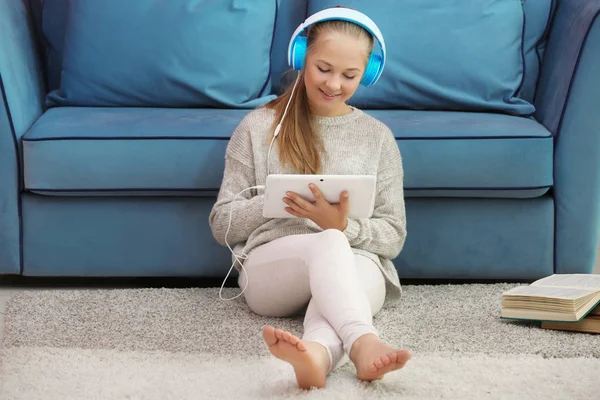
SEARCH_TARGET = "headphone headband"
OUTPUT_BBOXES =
[287,7,386,86]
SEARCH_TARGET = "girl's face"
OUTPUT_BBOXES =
[304,32,371,117]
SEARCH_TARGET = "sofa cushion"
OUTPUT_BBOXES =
[270,0,308,94]
[22,108,552,199]
[38,0,69,92]
[519,0,557,103]
[23,108,239,196]
[45,0,277,108]
[308,0,535,116]
[40,0,555,105]
[370,110,553,198]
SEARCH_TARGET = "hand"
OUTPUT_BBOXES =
[283,184,349,231]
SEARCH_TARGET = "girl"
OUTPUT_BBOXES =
[209,7,411,389]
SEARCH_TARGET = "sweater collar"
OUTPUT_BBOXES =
[312,106,363,126]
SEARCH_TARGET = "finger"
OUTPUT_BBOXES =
[285,207,303,217]
[309,184,325,204]
[339,191,350,215]
[286,191,314,210]
[283,197,307,215]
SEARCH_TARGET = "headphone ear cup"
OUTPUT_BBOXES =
[291,36,308,70]
[361,53,382,86]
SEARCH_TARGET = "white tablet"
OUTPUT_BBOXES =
[263,174,377,219]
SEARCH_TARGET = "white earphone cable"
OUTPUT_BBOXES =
[267,73,300,176]
[219,73,300,302]
[219,185,265,301]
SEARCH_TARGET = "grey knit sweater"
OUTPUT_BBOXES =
[208,106,406,306]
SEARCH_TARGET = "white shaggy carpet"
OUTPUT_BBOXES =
[1,283,599,399]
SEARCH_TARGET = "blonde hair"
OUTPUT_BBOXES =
[265,20,374,174]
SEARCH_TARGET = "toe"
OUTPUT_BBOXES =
[282,331,292,342]
[275,329,284,339]
[296,340,307,351]
[262,326,278,346]
[381,355,391,366]
[288,335,300,345]
[395,350,411,367]
[399,350,411,362]
[387,352,398,363]
[374,358,385,369]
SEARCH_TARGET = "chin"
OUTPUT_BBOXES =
[307,89,349,115]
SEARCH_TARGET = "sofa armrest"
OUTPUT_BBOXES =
[0,0,45,273]
[534,0,600,274]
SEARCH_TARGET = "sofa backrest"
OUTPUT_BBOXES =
[271,0,308,95]
[27,0,556,113]
[28,0,68,92]
[29,0,307,96]
[520,0,557,103]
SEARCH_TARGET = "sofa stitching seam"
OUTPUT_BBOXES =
[21,134,553,142]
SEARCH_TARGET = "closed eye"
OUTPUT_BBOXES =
[317,65,356,79]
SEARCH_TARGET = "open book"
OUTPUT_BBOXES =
[500,274,600,322]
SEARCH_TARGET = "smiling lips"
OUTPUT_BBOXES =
[320,89,340,99]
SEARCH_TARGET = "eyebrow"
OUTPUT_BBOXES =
[317,60,361,72]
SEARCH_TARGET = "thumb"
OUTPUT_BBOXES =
[340,191,350,215]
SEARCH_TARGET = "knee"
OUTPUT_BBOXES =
[318,229,351,255]
[316,228,349,247]
[303,229,351,264]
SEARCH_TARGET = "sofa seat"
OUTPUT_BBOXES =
[369,109,554,198]
[22,107,553,198]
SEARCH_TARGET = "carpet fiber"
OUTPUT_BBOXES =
[1,283,599,399]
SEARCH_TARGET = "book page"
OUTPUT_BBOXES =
[530,274,600,290]
[503,285,598,300]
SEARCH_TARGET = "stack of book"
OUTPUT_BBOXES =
[500,273,600,334]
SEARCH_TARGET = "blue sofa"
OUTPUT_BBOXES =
[1,0,599,281]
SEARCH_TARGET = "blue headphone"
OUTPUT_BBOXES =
[287,7,387,87]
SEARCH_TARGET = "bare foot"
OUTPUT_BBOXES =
[349,333,411,381]
[262,326,330,389]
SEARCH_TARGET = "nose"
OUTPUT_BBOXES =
[325,75,341,92]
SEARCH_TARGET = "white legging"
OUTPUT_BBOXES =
[238,229,386,373]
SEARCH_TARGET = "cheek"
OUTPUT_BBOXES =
[304,70,321,90]
[342,80,361,96]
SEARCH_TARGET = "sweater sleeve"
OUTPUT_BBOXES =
[208,117,270,247]
[343,127,407,260]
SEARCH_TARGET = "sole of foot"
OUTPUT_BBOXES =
[349,333,411,382]
[262,326,330,390]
